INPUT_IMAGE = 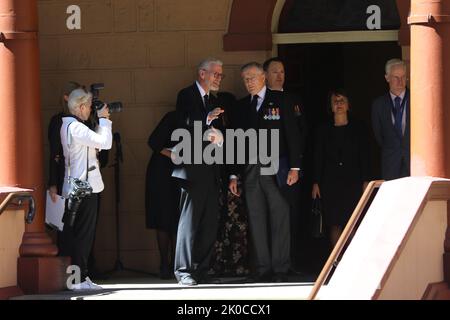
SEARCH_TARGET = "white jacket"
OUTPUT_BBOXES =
[60,116,113,197]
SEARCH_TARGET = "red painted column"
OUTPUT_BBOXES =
[409,0,450,177]
[0,0,69,294]
[409,0,450,291]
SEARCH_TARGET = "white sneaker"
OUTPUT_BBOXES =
[85,277,103,290]
[69,277,103,291]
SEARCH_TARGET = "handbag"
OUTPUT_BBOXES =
[311,198,325,238]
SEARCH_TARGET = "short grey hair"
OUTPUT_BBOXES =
[385,59,406,75]
[197,58,223,72]
[67,88,92,113]
[241,62,264,73]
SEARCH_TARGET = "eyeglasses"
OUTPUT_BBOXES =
[243,75,262,83]
[202,69,226,80]
[333,98,347,105]
[212,72,225,79]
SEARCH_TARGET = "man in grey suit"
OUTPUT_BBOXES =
[229,62,301,282]
[372,59,410,180]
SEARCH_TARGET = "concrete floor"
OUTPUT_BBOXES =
[12,276,316,300]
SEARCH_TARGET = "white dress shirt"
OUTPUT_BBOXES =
[60,117,113,197]
[253,86,267,112]
[196,81,208,107]
[196,81,213,125]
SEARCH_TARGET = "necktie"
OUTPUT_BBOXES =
[203,94,209,110]
[249,95,259,126]
[251,95,259,112]
[394,96,402,136]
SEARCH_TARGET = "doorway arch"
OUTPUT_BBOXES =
[223,0,410,52]
[224,0,411,275]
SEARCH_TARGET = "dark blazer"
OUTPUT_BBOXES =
[172,83,221,185]
[371,89,410,180]
[231,88,301,176]
[48,112,66,194]
[282,90,307,168]
[145,111,180,231]
[313,119,370,185]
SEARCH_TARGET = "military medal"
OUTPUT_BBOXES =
[275,108,280,120]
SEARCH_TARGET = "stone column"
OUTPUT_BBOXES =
[409,0,450,291]
[0,0,69,294]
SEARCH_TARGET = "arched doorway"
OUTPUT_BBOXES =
[273,0,402,175]
[274,0,402,274]
[224,0,409,180]
[224,0,410,275]
[275,0,402,174]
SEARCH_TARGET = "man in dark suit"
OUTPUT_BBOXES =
[263,57,307,273]
[372,59,410,180]
[172,58,225,285]
[229,62,302,282]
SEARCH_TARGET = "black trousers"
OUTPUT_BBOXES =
[174,179,220,282]
[280,182,302,269]
[60,194,98,280]
[244,165,290,275]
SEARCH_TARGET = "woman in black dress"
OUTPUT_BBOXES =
[209,92,250,277]
[312,89,370,248]
[145,111,180,279]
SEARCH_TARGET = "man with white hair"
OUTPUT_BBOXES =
[172,58,225,285]
[371,58,410,180]
[229,62,301,283]
[59,87,112,290]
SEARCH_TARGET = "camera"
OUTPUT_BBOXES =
[90,83,123,113]
[66,177,93,227]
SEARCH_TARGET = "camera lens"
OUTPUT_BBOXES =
[108,102,123,113]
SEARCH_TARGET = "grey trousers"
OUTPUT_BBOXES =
[243,165,290,275]
[174,181,220,282]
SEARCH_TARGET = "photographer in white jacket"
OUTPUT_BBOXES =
[59,87,112,290]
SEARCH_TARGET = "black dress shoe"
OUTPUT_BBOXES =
[246,273,272,283]
[160,265,174,280]
[288,267,305,276]
[272,273,288,283]
[178,275,197,286]
[160,271,174,280]
[198,275,222,284]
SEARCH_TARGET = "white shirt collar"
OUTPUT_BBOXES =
[196,81,208,98]
[268,87,284,92]
[390,90,406,101]
[254,86,267,100]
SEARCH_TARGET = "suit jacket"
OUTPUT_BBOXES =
[371,89,410,180]
[281,90,307,168]
[313,119,371,185]
[231,88,301,177]
[48,112,66,194]
[171,83,221,186]
[145,111,180,229]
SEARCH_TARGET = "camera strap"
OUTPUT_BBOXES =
[66,120,89,182]
[86,147,89,181]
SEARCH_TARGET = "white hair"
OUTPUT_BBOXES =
[385,59,406,75]
[67,88,92,113]
[241,61,264,73]
[197,58,223,73]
